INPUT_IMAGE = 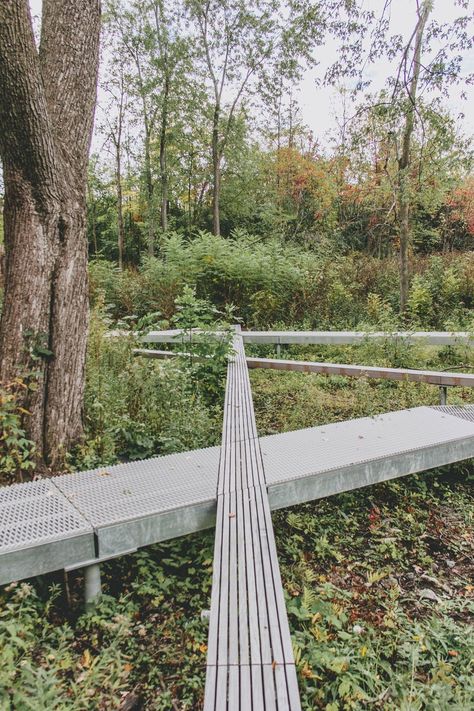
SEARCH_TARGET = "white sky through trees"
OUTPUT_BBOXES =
[25,0,474,150]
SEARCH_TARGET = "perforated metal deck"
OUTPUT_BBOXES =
[432,405,474,422]
[54,446,220,557]
[0,479,94,585]
[261,406,474,510]
[2,405,474,586]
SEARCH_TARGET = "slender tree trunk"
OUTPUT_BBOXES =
[0,0,100,471]
[187,152,194,235]
[144,128,155,255]
[87,180,98,255]
[398,1,431,313]
[115,142,125,270]
[212,104,221,236]
[160,73,170,232]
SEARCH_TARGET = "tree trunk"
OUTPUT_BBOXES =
[0,0,100,472]
[116,142,125,270]
[159,73,170,232]
[144,128,155,256]
[88,180,99,254]
[398,1,430,314]
[211,103,221,236]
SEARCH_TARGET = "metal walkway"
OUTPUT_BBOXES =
[2,407,474,585]
[144,329,473,346]
[204,329,300,710]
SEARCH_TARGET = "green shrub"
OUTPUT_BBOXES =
[70,298,220,470]
[0,379,36,484]
[88,233,474,331]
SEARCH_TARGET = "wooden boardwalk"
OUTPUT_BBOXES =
[204,329,301,710]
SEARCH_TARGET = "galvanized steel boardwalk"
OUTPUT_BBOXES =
[144,329,473,346]
[2,407,474,582]
[2,321,474,711]
[204,329,301,710]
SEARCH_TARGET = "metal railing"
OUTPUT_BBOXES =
[135,348,474,404]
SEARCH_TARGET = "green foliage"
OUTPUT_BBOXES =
[89,234,474,330]
[275,467,474,710]
[407,257,463,328]
[167,286,235,404]
[70,296,219,469]
[0,379,36,483]
[0,582,132,709]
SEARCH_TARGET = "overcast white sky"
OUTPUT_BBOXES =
[298,0,474,146]
[26,0,474,149]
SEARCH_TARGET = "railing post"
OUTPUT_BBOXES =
[439,386,448,406]
[84,563,101,610]
[276,343,281,358]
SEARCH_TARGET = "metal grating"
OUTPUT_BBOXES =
[2,403,474,589]
[260,407,474,486]
[54,446,220,528]
[0,479,92,554]
[431,405,474,422]
[204,330,301,711]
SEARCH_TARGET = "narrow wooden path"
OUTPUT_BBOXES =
[204,329,301,710]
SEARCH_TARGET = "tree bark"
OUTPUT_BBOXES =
[398,2,430,313]
[0,0,101,471]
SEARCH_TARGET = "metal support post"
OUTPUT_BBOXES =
[84,563,102,610]
[439,386,448,406]
[276,343,281,358]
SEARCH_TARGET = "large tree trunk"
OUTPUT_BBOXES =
[211,104,221,237]
[397,2,430,314]
[0,0,100,472]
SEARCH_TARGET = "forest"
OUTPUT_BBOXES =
[0,0,473,709]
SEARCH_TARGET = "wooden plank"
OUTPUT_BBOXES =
[228,490,239,665]
[135,347,474,389]
[236,488,250,666]
[242,487,271,665]
[206,495,226,666]
[251,665,265,709]
[284,665,302,710]
[203,665,217,710]
[250,486,291,664]
[215,666,228,708]
[262,664,278,711]
[240,666,252,709]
